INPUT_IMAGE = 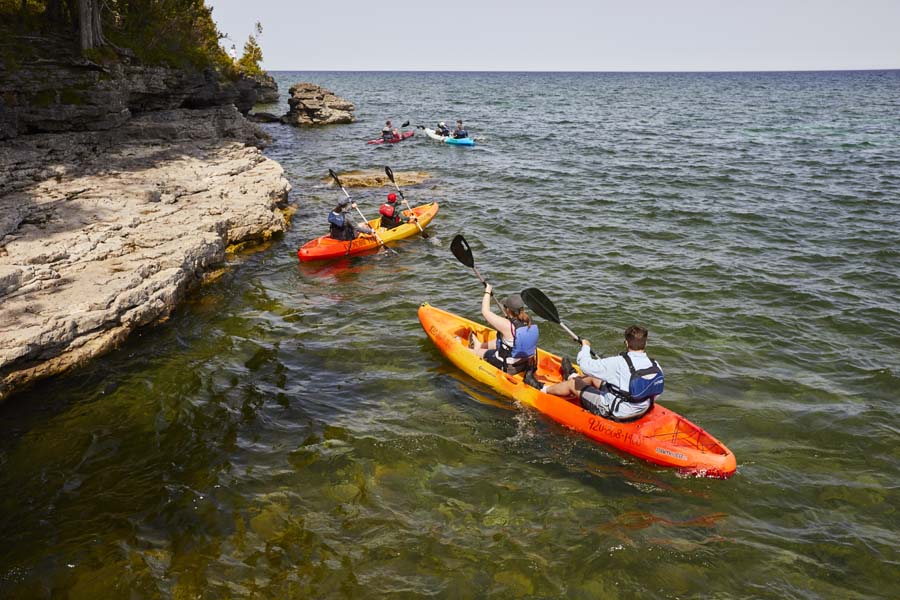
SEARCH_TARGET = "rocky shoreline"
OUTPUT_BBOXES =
[0,93,291,402]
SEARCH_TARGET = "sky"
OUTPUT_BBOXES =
[207,0,900,71]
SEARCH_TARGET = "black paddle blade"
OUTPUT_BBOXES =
[401,120,410,128]
[328,169,343,187]
[384,166,395,182]
[521,288,561,324]
[450,234,474,268]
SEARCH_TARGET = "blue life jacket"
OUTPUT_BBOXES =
[437,125,450,136]
[496,318,539,370]
[328,210,345,228]
[453,128,468,139]
[328,210,355,241]
[608,352,664,404]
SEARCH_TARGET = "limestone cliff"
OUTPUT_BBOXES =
[0,42,291,401]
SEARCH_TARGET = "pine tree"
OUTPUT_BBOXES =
[236,21,264,76]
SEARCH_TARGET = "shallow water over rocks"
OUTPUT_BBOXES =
[1,70,898,598]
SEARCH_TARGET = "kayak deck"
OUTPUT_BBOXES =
[418,303,736,478]
[297,202,438,262]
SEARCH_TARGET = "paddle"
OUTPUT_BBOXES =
[450,234,506,313]
[328,169,397,256]
[384,166,428,239]
[520,287,598,359]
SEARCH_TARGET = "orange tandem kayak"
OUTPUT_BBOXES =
[298,202,439,262]
[418,303,736,478]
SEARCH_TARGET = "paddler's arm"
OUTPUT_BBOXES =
[480,284,510,335]
[577,340,613,379]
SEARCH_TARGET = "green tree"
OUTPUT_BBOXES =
[235,21,263,76]
[1,0,235,71]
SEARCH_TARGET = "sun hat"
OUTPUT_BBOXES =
[504,294,525,311]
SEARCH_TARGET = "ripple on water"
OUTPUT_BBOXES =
[2,70,900,598]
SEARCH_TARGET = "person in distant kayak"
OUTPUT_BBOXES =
[469,285,539,376]
[542,326,663,422]
[453,119,468,139]
[436,121,451,136]
[382,120,396,142]
[378,193,405,229]
[328,198,375,241]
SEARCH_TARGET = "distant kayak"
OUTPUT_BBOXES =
[423,127,475,146]
[297,202,439,262]
[367,131,415,145]
[418,303,737,478]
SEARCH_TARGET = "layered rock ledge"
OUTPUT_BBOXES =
[282,83,354,126]
[0,105,291,402]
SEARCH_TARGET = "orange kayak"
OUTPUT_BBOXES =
[418,304,737,478]
[298,202,439,262]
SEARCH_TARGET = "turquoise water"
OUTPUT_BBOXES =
[1,71,898,598]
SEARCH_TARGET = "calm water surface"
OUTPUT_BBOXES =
[1,71,898,598]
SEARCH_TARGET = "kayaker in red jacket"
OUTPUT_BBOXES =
[378,193,405,229]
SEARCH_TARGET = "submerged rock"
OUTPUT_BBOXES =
[282,83,354,126]
[323,169,431,188]
[0,106,291,402]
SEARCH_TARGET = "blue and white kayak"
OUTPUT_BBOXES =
[423,127,475,146]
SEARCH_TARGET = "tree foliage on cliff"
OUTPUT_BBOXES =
[235,21,264,76]
[0,0,234,72]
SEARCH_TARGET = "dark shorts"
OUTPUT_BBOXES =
[483,350,532,375]
[579,385,613,417]
[483,349,505,370]
[580,384,651,423]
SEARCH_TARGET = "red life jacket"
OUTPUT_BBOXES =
[379,203,402,228]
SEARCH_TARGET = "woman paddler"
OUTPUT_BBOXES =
[468,285,540,382]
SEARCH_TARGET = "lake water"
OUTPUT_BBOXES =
[1,70,898,598]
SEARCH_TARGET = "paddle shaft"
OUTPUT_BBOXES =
[477,269,508,314]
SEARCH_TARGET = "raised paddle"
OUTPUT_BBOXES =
[450,234,506,313]
[520,287,598,358]
[328,169,397,256]
[384,166,428,239]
